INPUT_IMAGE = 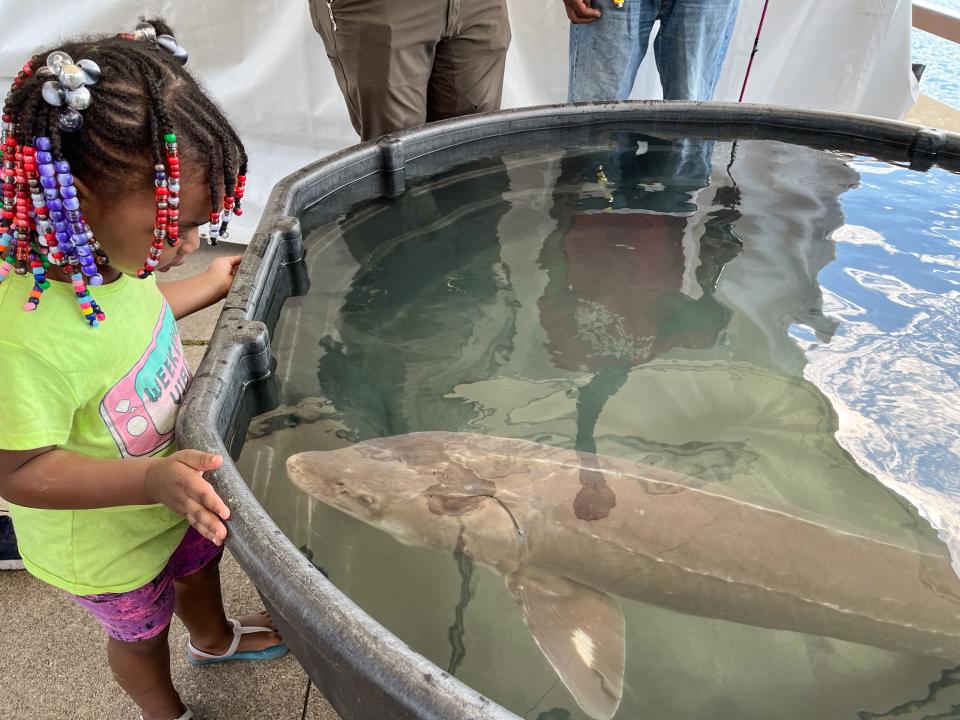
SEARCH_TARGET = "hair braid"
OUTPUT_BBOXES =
[189,87,247,179]
[208,137,224,218]
[0,17,248,325]
[49,107,63,158]
[18,79,45,142]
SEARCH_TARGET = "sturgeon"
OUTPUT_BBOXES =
[286,432,960,720]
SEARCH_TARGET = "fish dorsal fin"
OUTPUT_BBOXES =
[506,568,625,720]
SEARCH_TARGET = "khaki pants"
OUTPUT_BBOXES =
[309,0,511,140]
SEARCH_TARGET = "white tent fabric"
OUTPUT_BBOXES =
[0,0,916,239]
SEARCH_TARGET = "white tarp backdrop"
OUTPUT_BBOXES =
[0,0,916,239]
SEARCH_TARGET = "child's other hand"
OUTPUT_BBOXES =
[205,255,243,301]
[144,451,231,545]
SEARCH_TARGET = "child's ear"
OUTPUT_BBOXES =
[73,176,100,215]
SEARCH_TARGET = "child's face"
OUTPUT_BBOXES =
[77,169,213,277]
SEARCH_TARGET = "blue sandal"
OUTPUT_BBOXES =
[186,618,288,666]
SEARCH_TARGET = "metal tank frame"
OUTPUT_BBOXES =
[176,101,960,720]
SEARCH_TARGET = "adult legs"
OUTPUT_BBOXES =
[567,0,659,102]
[308,0,447,139]
[427,0,511,121]
[655,0,740,100]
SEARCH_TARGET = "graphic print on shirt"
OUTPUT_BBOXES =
[99,304,191,458]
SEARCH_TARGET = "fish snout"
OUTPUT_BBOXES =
[285,453,305,487]
[286,452,334,497]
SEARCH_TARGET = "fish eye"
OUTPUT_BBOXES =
[357,495,375,507]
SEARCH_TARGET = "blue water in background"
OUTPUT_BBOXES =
[807,158,960,566]
[913,0,960,107]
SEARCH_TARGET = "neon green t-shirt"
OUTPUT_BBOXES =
[0,272,190,595]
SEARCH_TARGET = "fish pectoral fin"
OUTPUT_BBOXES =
[506,569,625,720]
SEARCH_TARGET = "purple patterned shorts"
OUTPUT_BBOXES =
[71,527,223,643]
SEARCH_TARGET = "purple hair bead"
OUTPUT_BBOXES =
[39,164,56,177]
[57,173,74,186]
[48,199,63,212]
[40,176,57,189]
[54,160,70,173]
[36,151,53,163]
[35,137,52,151]
[60,185,77,199]
[63,197,80,211]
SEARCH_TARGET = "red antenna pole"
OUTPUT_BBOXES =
[739,0,772,102]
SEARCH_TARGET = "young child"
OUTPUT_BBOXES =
[0,19,287,720]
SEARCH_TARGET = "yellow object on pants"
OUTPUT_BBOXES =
[308,0,511,140]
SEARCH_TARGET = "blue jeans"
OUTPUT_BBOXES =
[569,0,740,102]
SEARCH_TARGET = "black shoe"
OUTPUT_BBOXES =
[0,515,24,570]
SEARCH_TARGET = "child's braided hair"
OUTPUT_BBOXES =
[0,17,247,325]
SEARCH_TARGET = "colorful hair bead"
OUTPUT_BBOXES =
[5,47,248,303]
[207,209,222,246]
[207,173,246,246]
[0,128,106,325]
[136,132,182,278]
[0,58,108,324]
[164,133,181,248]
[0,232,14,281]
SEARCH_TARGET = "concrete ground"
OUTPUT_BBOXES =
[0,242,338,720]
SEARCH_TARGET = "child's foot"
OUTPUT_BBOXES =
[187,611,287,665]
[141,704,192,720]
[0,515,24,571]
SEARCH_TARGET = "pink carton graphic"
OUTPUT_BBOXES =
[99,305,191,458]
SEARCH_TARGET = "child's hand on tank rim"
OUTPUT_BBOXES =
[204,255,244,302]
[144,450,231,545]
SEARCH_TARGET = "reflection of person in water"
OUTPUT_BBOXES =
[536,137,927,545]
[538,136,743,516]
[317,157,516,439]
[540,136,742,375]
